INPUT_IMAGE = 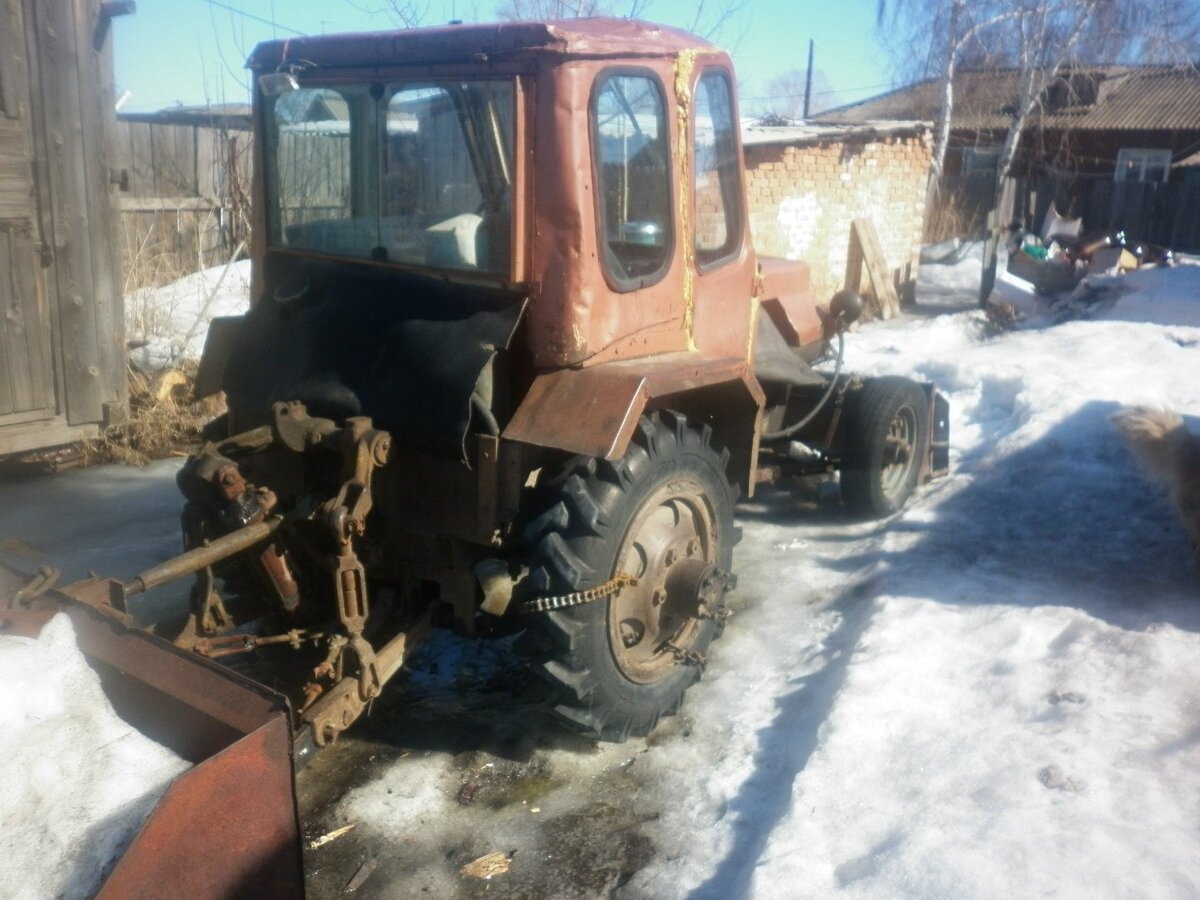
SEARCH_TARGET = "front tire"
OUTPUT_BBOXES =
[521,411,737,741]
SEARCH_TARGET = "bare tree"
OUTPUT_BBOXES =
[878,1,1025,188]
[494,0,744,45]
[495,0,653,20]
[345,0,429,29]
[762,68,837,120]
[879,0,1200,192]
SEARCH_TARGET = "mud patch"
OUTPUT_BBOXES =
[298,630,662,898]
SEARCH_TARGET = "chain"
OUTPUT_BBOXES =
[516,573,638,615]
[665,641,707,668]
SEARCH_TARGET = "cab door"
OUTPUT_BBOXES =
[688,64,758,361]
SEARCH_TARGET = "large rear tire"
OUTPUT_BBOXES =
[521,411,737,741]
[840,377,929,517]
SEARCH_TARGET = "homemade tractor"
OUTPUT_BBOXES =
[2,18,946,895]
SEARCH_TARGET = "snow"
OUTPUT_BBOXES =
[0,615,188,899]
[125,259,251,370]
[4,250,1200,896]
[616,253,1200,898]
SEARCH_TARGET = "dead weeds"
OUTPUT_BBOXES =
[82,365,225,467]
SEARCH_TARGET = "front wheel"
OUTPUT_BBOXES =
[520,411,737,741]
[839,377,929,517]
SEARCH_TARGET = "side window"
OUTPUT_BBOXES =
[693,69,742,268]
[592,71,673,289]
[1115,148,1171,184]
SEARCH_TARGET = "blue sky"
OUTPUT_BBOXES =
[111,0,895,114]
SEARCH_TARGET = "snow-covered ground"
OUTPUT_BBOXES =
[0,616,188,900]
[1,252,1198,897]
[125,259,251,370]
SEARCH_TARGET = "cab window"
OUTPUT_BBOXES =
[693,69,743,268]
[592,71,673,290]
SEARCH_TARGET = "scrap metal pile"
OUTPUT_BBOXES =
[1007,205,1176,294]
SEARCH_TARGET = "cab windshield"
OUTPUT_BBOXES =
[264,79,514,275]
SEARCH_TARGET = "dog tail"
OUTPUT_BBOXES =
[1112,406,1189,480]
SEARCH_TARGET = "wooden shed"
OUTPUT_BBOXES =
[0,0,130,456]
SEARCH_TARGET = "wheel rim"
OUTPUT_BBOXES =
[608,478,717,684]
[880,404,918,502]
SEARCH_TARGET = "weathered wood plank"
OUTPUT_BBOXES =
[31,0,104,424]
[19,0,68,426]
[72,0,124,412]
[196,125,217,198]
[127,120,156,195]
[0,415,98,456]
[0,223,53,419]
[848,218,902,320]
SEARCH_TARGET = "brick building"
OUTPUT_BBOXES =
[739,122,933,307]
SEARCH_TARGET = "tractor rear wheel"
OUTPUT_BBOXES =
[520,411,737,741]
[839,376,929,517]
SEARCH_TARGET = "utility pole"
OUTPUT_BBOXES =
[803,39,814,119]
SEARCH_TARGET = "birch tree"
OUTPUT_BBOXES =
[878,0,1200,193]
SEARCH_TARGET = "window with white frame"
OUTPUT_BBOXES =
[1115,148,1171,183]
[962,146,1001,177]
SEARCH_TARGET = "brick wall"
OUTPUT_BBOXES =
[743,129,932,307]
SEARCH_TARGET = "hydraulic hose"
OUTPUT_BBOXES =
[761,330,846,441]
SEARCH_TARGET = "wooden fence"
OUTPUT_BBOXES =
[112,117,253,289]
[934,173,1200,252]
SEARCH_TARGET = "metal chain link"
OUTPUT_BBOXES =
[516,573,638,615]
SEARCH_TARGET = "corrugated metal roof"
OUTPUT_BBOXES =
[818,66,1200,133]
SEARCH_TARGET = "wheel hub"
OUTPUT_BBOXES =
[608,480,718,684]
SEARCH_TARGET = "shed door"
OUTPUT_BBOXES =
[0,0,55,424]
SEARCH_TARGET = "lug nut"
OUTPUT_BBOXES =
[686,539,697,556]
[651,588,666,606]
[664,549,676,566]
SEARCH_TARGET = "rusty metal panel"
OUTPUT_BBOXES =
[504,353,762,461]
[0,572,305,897]
[246,19,712,73]
[98,716,303,900]
[757,257,826,347]
[503,364,646,460]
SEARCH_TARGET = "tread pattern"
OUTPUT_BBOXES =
[840,376,929,517]
[520,410,736,742]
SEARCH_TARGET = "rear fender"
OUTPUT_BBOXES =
[503,354,764,495]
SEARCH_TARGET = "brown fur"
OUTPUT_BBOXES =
[1113,406,1200,554]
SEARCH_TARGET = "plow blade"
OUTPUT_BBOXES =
[0,564,305,899]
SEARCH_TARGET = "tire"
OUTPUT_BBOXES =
[520,410,737,741]
[839,376,929,517]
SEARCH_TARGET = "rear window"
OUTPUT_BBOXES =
[264,79,514,276]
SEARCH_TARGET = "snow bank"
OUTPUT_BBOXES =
[0,615,189,899]
[125,259,251,370]
[622,262,1200,898]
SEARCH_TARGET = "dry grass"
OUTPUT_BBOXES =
[82,365,226,467]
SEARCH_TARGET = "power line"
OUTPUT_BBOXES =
[742,82,896,102]
[201,0,307,37]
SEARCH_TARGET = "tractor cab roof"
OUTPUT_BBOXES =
[247,17,714,73]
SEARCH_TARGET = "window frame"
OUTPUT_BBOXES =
[260,75,517,279]
[589,66,676,294]
[691,66,745,272]
[962,146,1001,178]
[1115,148,1171,184]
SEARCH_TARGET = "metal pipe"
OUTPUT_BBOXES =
[124,518,283,598]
